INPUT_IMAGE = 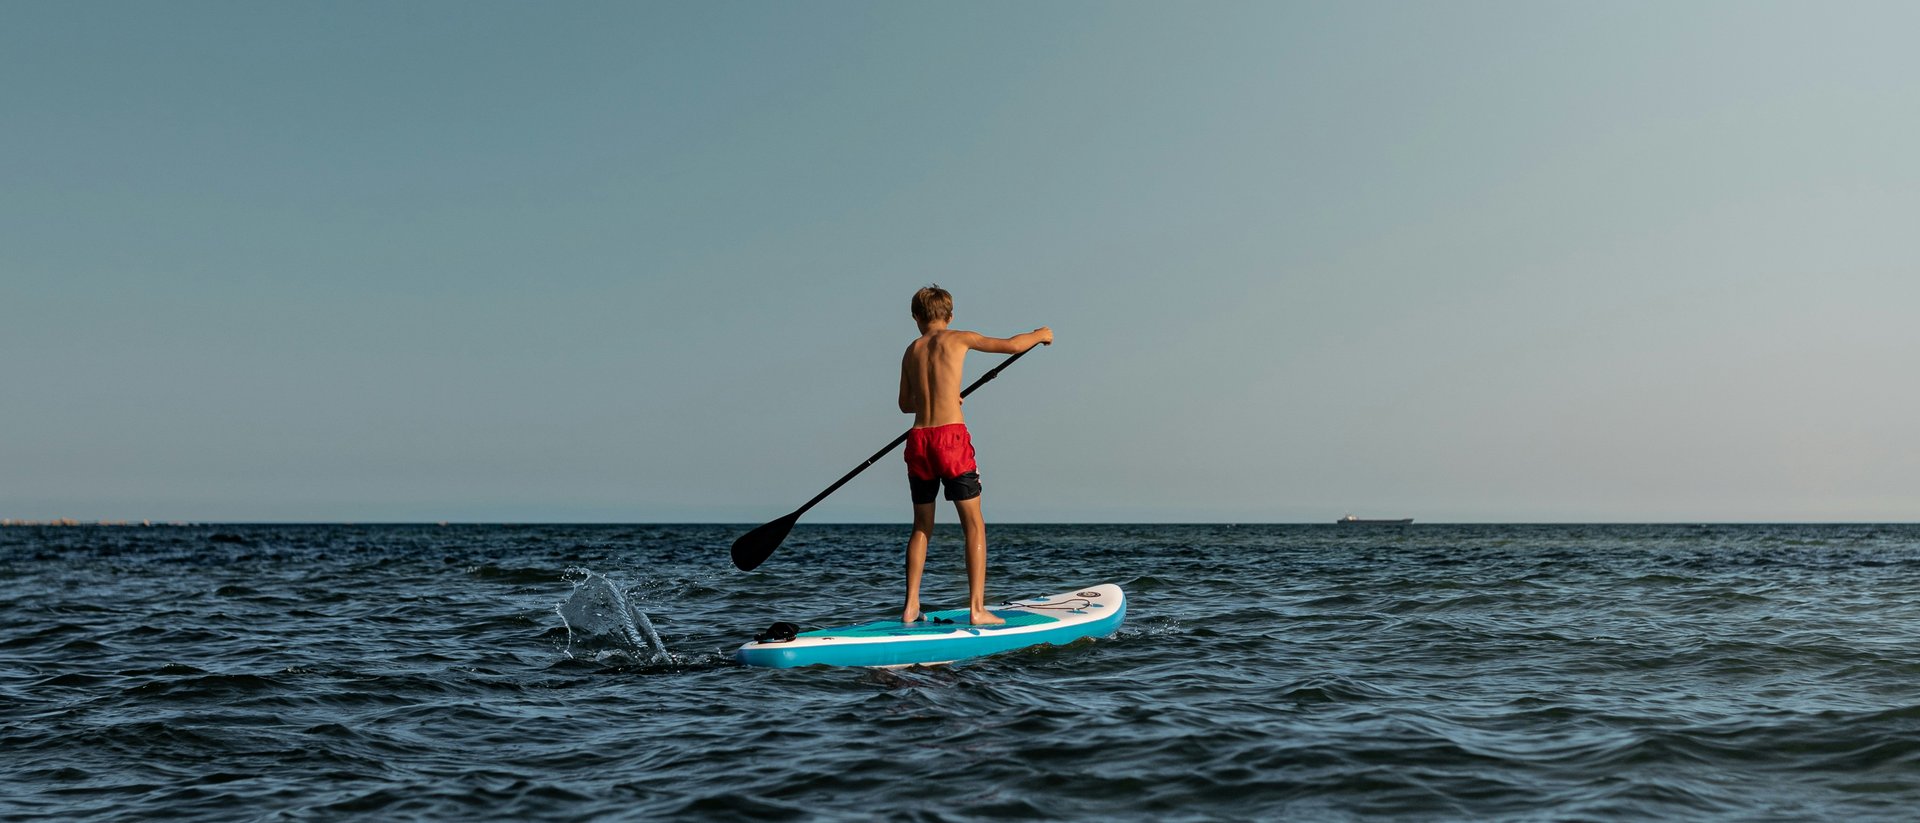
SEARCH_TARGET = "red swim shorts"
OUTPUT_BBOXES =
[904,423,981,503]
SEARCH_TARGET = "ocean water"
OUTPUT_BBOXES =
[5,523,1920,821]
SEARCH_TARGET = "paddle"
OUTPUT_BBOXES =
[730,344,1040,571]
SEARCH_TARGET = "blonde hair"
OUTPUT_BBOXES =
[910,285,953,323]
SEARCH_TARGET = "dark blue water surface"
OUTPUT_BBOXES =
[6,523,1920,821]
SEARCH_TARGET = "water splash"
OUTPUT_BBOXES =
[557,569,670,665]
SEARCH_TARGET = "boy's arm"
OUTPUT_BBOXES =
[960,327,1053,355]
[898,347,916,413]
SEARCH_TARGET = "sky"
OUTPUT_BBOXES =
[3,1,1916,523]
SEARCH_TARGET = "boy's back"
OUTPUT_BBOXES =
[899,329,981,428]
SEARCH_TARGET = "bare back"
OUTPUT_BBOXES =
[899,329,973,428]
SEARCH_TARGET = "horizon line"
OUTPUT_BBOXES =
[4,519,1915,527]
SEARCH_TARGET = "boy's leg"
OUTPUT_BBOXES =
[903,502,934,623]
[952,496,1003,626]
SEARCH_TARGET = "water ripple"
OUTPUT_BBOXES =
[4,523,1920,820]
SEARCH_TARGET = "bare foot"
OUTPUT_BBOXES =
[902,610,923,624]
[969,609,1005,626]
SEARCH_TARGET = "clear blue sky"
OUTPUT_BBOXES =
[4,2,1915,522]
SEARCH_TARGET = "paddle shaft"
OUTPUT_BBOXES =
[785,344,1037,520]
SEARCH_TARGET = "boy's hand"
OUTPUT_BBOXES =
[1034,326,1053,346]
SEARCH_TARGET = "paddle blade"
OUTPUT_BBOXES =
[731,512,798,571]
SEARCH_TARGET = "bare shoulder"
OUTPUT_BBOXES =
[940,329,985,348]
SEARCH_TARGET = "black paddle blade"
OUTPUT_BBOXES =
[731,512,798,571]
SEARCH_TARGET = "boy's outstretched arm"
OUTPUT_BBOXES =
[962,327,1053,355]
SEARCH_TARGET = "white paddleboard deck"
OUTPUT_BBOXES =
[737,584,1126,668]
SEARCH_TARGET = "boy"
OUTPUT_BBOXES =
[897,285,1052,626]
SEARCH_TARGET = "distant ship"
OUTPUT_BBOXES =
[1337,515,1413,525]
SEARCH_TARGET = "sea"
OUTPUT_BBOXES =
[5,522,1920,821]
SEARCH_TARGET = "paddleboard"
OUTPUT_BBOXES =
[737,584,1125,668]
